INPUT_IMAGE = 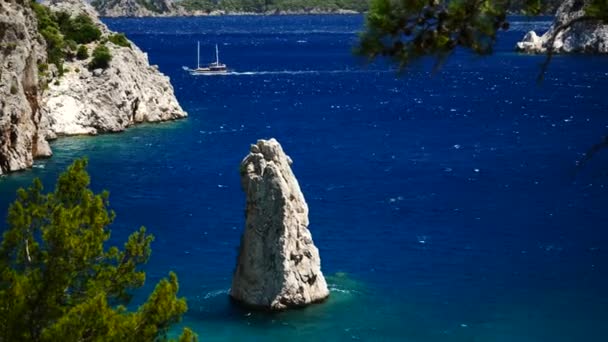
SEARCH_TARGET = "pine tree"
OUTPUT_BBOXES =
[0,159,197,342]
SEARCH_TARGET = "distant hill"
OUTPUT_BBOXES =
[176,0,369,14]
[90,0,565,17]
[91,0,369,16]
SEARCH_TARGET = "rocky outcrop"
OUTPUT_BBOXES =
[230,139,329,310]
[41,0,186,136]
[92,0,182,17]
[516,0,608,53]
[0,0,50,175]
[0,0,186,174]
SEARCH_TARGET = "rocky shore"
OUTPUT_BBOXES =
[0,0,186,175]
[516,0,608,54]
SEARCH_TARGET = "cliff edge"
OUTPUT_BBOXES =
[0,0,51,175]
[42,0,186,136]
[0,0,186,174]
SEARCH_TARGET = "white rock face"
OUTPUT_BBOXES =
[516,0,608,54]
[41,0,186,136]
[0,0,186,174]
[230,139,329,310]
[0,0,50,175]
[93,0,181,17]
[516,31,543,53]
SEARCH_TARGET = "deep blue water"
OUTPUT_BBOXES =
[2,15,608,341]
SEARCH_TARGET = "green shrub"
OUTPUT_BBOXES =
[108,33,131,48]
[64,39,78,60]
[89,44,112,70]
[31,3,102,72]
[38,63,49,73]
[31,4,71,72]
[32,2,58,31]
[59,13,102,44]
[40,26,65,66]
[57,64,65,77]
[65,39,77,51]
[76,45,89,60]
[32,2,65,68]
[10,85,18,95]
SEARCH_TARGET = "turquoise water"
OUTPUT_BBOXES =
[1,15,608,340]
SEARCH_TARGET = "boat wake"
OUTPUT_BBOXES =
[182,66,392,76]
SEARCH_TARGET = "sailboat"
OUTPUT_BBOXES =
[192,42,228,74]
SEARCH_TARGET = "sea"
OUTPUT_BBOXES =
[1,15,608,341]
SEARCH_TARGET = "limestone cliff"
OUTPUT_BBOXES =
[0,0,186,174]
[0,0,51,175]
[230,139,329,310]
[42,0,186,136]
[516,0,608,53]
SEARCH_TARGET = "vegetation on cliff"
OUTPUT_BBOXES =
[0,159,196,341]
[31,1,100,73]
[76,44,89,60]
[30,1,133,75]
[89,43,112,69]
[109,33,132,48]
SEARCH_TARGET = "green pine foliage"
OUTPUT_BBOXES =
[357,0,608,70]
[89,44,112,70]
[0,159,197,342]
[357,0,512,68]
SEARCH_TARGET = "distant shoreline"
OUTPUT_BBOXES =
[98,11,555,19]
[98,9,363,18]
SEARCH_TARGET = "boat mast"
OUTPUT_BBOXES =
[216,44,219,65]
[197,41,200,69]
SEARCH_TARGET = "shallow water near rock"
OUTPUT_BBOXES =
[1,15,608,341]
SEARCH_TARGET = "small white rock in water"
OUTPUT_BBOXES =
[230,138,329,310]
[515,0,608,54]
